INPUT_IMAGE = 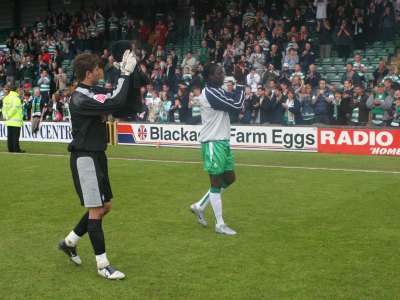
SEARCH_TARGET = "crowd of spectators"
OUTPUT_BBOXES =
[168,0,400,127]
[0,1,177,122]
[1,0,400,128]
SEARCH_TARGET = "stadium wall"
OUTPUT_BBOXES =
[0,1,13,29]
[20,0,49,27]
[1,121,400,156]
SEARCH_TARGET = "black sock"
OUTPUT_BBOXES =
[88,219,106,255]
[73,211,89,237]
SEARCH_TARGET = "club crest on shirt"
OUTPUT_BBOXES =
[93,94,108,103]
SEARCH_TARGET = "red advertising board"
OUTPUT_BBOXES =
[318,128,400,156]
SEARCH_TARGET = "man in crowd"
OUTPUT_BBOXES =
[367,83,393,127]
[349,84,370,126]
[312,78,332,124]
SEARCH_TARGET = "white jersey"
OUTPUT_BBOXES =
[198,85,244,142]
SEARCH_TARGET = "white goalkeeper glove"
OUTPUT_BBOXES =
[119,50,137,76]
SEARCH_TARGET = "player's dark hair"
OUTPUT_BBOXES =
[203,63,220,86]
[74,53,100,82]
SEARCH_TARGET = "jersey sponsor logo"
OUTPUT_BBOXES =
[93,94,108,103]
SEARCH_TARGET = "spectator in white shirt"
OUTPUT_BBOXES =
[181,51,197,72]
[246,68,261,93]
[314,0,328,26]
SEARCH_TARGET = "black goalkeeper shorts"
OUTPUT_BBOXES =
[70,151,113,208]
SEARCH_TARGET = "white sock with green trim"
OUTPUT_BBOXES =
[195,184,228,211]
[195,190,210,211]
[209,188,224,226]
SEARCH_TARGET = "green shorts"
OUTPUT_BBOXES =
[201,141,235,175]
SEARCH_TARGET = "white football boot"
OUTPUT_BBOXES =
[190,204,208,227]
[215,224,237,235]
[98,265,125,280]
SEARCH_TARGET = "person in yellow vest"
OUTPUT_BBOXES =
[2,84,25,153]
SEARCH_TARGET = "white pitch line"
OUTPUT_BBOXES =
[1,151,399,174]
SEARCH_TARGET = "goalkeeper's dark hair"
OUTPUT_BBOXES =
[74,53,100,82]
[202,63,220,86]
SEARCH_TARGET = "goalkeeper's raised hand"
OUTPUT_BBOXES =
[119,50,137,76]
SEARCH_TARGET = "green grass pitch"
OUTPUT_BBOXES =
[0,141,399,299]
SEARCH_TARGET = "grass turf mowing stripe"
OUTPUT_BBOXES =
[1,151,399,175]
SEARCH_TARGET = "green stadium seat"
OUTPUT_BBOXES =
[333,57,345,65]
[352,50,363,56]
[386,46,396,55]
[376,55,389,62]
[365,64,375,72]
[365,49,377,57]
[332,82,343,90]
[321,58,332,66]
[316,65,324,73]
[361,57,371,64]
[335,65,345,73]
[327,74,341,83]
[385,41,395,47]
[371,56,383,64]
[324,65,337,74]
[372,41,384,48]
[380,49,389,56]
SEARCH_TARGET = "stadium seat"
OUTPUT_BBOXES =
[326,73,336,82]
[365,49,377,57]
[361,57,371,65]
[380,49,389,56]
[365,64,376,73]
[335,65,345,73]
[324,65,337,74]
[330,74,341,82]
[332,82,343,90]
[352,50,363,56]
[321,58,332,66]
[372,41,384,48]
[385,41,395,48]
[386,46,396,55]
[316,65,324,73]
[378,55,389,62]
[333,57,345,65]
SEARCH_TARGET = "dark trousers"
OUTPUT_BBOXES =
[315,114,330,125]
[337,45,351,59]
[7,126,22,152]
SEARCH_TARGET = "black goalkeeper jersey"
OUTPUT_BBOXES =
[68,75,129,152]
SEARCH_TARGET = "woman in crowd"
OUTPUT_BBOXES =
[49,92,64,122]
[300,84,315,124]
[283,89,303,125]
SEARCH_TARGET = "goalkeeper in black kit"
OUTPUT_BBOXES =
[58,50,136,280]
